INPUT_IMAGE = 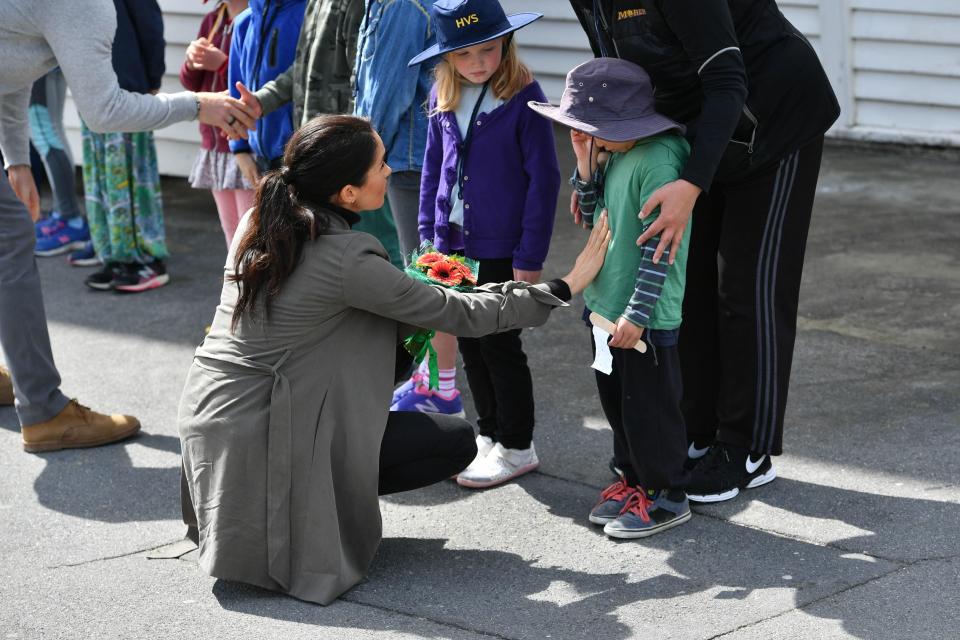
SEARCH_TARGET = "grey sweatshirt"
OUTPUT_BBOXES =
[0,0,198,167]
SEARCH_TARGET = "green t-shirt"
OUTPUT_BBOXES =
[583,133,691,330]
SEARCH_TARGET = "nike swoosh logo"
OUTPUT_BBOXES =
[745,455,765,474]
[688,443,710,458]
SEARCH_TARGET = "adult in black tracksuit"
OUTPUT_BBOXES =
[569,0,840,503]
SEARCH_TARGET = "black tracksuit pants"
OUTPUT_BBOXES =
[681,137,825,456]
[457,257,536,450]
[592,331,687,490]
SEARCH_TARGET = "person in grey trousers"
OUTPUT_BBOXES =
[0,0,258,453]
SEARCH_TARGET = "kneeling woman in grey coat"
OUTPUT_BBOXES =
[178,114,610,605]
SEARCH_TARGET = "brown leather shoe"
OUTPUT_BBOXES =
[21,399,140,453]
[0,366,13,406]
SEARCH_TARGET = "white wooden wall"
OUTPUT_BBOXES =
[504,0,960,147]
[843,0,960,145]
[63,0,208,177]
[61,1,960,176]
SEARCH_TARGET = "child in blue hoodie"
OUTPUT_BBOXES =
[229,0,306,186]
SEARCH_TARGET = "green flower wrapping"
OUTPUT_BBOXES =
[401,242,479,389]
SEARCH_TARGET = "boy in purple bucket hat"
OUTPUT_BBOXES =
[529,57,692,539]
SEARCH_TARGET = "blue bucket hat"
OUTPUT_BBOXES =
[528,58,685,142]
[408,0,541,67]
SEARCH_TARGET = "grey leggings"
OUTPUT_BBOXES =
[29,68,82,219]
[386,170,422,266]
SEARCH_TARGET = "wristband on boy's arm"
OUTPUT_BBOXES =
[569,165,599,224]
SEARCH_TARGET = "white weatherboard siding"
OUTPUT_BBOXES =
[63,0,207,177]
[61,1,960,176]
[848,0,960,144]
[505,0,960,146]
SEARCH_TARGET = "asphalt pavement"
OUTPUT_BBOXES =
[1,138,958,639]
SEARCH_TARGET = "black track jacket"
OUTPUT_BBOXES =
[570,0,840,189]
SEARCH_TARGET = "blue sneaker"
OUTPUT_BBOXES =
[391,370,426,405]
[35,218,90,257]
[67,241,100,267]
[603,489,691,539]
[35,211,64,237]
[589,478,639,525]
[390,384,465,418]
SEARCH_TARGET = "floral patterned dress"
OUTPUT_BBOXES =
[81,124,168,263]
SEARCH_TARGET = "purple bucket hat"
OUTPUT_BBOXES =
[528,58,684,142]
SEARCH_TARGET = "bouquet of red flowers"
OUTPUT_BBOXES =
[402,242,479,389]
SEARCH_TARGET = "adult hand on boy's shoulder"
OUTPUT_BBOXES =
[637,178,701,265]
[609,316,644,349]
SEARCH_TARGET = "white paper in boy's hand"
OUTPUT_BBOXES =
[591,325,614,375]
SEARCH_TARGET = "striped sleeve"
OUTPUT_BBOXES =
[622,161,683,328]
[623,234,670,327]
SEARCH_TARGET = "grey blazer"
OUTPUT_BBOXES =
[178,210,564,605]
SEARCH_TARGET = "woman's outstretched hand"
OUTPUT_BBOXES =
[561,211,610,295]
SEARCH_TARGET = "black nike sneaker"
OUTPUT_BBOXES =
[684,440,713,471]
[608,456,623,478]
[685,443,776,503]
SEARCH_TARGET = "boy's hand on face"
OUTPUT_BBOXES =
[609,316,644,349]
[569,130,598,181]
[570,129,591,160]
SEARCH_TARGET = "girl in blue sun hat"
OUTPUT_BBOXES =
[394,0,560,490]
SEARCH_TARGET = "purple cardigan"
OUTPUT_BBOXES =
[418,80,561,271]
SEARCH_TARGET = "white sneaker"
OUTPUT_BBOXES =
[457,442,539,489]
[451,435,495,480]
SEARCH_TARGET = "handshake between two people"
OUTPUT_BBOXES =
[196,81,263,142]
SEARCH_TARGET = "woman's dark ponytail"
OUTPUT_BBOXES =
[227,115,378,330]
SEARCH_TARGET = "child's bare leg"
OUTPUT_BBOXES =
[433,331,457,370]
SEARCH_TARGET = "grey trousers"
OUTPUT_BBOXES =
[386,170,422,266]
[0,169,70,426]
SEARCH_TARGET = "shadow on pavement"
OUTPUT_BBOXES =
[212,537,647,640]
[207,472,960,640]
[28,432,182,523]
